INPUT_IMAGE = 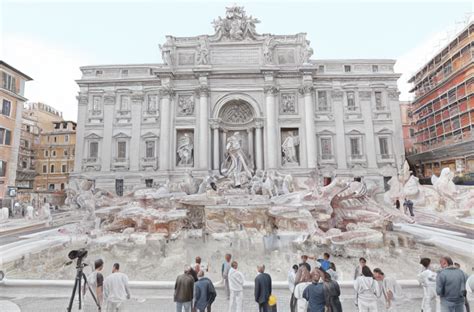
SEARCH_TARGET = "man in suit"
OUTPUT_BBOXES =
[254,264,272,312]
[194,270,216,312]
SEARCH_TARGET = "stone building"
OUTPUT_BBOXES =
[15,102,64,205]
[74,6,404,195]
[406,21,473,181]
[34,120,76,206]
[0,61,32,207]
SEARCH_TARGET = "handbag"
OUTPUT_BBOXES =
[268,294,277,306]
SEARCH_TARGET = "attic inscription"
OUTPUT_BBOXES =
[210,47,260,65]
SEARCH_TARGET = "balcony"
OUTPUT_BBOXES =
[141,157,158,170]
[318,154,336,164]
[376,153,395,163]
[346,154,367,167]
[112,157,129,171]
[82,157,101,171]
[115,110,132,124]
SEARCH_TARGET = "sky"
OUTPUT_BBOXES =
[1,0,472,121]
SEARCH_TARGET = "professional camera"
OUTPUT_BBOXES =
[68,248,88,261]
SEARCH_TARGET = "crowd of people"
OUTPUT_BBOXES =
[80,253,473,312]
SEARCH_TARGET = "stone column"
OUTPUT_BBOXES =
[74,95,88,172]
[388,88,404,171]
[264,85,279,169]
[359,91,377,168]
[255,119,264,170]
[247,128,254,167]
[159,87,174,171]
[130,93,143,171]
[210,119,220,170]
[102,94,115,172]
[332,90,347,169]
[300,85,317,168]
[196,86,209,170]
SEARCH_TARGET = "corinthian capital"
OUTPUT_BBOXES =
[264,85,279,95]
[194,85,210,97]
[131,92,145,103]
[76,95,88,105]
[298,85,314,95]
[160,86,175,97]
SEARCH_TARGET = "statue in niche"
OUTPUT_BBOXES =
[282,131,300,165]
[147,95,158,115]
[281,93,296,114]
[221,132,252,187]
[178,95,194,116]
[196,38,209,65]
[177,133,193,166]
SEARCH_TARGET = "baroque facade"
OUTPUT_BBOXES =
[74,6,404,194]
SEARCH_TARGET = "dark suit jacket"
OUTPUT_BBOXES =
[254,272,272,304]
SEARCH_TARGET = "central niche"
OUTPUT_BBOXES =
[219,99,254,124]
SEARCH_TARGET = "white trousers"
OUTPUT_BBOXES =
[358,299,379,312]
[228,290,243,312]
[421,295,437,312]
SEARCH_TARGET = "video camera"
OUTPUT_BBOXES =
[68,248,88,261]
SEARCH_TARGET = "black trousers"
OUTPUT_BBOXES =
[258,302,269,312]
[290,293,297,312]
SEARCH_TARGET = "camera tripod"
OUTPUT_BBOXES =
[67,259,101,312]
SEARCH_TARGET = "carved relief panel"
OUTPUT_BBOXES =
[280,92,297,114]
[177,95,195,117]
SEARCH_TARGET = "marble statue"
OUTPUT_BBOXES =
[25,205,34,220]
[212,5,260,41]
[250,169,265,195]
[222,132,252,187]
[177,133,194,166]
[282,131,299,165]
[263,36,276,64]
[300,39,313,64]
[159,36,174,66]
[196,37,209,65]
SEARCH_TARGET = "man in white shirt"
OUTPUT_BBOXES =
[288,264,298,312]
[103,263,131,312]
[417,258,437,312]
[228,261,245,312]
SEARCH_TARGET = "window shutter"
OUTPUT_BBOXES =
[5,130,11,145]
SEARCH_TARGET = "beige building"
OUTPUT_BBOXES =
[16,102,63,205]
[0,61,32,208]
[34,120,76,206]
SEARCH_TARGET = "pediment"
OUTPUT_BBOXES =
[376,127,393,134]
[317,129,336,135]
[141,131,158,138]
[113,132,131,139]
[346,129,363,135]
[84,133,102,139]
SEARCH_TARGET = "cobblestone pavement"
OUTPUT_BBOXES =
[3,287,454,312]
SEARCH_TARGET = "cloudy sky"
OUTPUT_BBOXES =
[1,0,472,121]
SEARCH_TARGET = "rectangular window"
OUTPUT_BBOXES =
[145,179,153,188]
[379,137,389,157]
[317,91,328,111]
[121,69,129,76]
[115,179,124,196]
[350,137,361,156]
[64,149,68,156]
[42,165,47,173]
[65,135,69,142]
[4,129,11,145]
[52,150,56,157]
[372,65,379,72]
[120,96,130,111]
[117,141,127,159]
[2,99,11,116]
[145,140,155,158]
[0,160,6,176]
[44,150,49,157]
[62,164,67,173]
[320,138,332,159]
[0,128,4,144]
[318,65,325,73]
[344,65,351,72]
[50,165,55,173]
[2,72,16,92]
[443,62,452,76]
[95,70,103,76]
[346,91,356,111]
[89,142,98,158]
[49,184,55,190]
[375,91,384,110]
[448,89,456,103]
